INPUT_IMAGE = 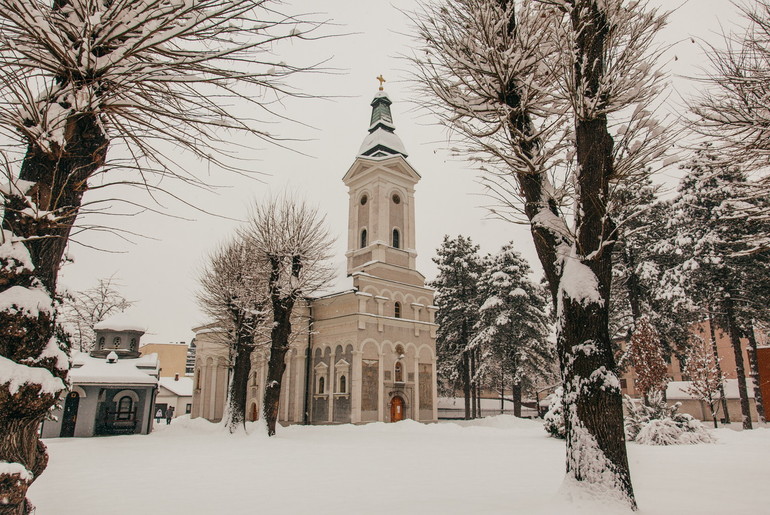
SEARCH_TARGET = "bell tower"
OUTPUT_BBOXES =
[342,84,425,287]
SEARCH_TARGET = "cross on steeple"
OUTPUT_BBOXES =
[376,74,386,90]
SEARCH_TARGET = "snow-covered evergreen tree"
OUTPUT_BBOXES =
[543,387,565,439]
[473,243,555,416]
[660,147,770,429]
[623,392,714,445]
[431,235,484,420]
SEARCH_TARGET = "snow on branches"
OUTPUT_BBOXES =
[683,334,726,428]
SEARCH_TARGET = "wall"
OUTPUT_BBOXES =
[140,343,188,378]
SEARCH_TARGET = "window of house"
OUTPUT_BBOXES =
[117,396,133,420]
[392,228,400,249]
[185,404,192,414]
[395,362,404,383]
[394,302,401,318]
[361,229,367,248]
[339,375,347,394]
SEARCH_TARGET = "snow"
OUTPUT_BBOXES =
[158,376,194,397]
[69,352,159,385]
[27,416,770,514]
[0,285,53,317]
[667,379,755,400]
[0,355,65,396]
[358,127,408,157]
[0,461,31,482]
[0,230,34,271]
[559,252,603,309]
[93,310,146,332]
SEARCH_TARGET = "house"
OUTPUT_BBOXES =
[192,86,439,425]
[156,374,194,419]
[140,342,189,378]
[41,317,159,437]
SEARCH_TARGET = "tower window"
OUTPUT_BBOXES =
[339,375,347,394]
[318,376,325,394]
[392,193,401,204]
[361,229,368,248]
[360,195,368,205]
[392,228,400,249]
[113,337,121,348]
[395,302,402,319]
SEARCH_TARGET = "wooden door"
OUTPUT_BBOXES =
[390,396,405,422]
[250,403,259,421]
[60,391,80,437]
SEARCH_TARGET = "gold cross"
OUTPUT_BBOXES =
[376,74,386,90]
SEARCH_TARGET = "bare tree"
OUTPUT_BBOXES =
[626,315,668,405]
[684,334,727,429]
[241,195,334,436]
[0,1,325,510]
[411,0,673,507]
[61,275,132,352]
[197,239,268,434]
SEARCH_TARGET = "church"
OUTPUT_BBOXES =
[191,84,439,425]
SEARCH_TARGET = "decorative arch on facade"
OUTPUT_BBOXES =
[360,339,381,359]
[248,400,260,421]
[112,389,140,404]
[71,385,87,398]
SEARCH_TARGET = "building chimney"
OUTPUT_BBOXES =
[174,373,179,381]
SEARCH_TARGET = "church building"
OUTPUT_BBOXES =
[191,85,439,425]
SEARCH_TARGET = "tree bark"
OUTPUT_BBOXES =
[512,381,522,418]
[470,349,477,419]
[723,295,752,430]
[707,309,730,424]
[745,321,766,424]
[1,113,107,514]
[462,350,471,420]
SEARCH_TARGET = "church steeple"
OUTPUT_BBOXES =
[358,81,408,158]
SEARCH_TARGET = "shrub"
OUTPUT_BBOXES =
[624,392,714,445]
[543,387,565,439]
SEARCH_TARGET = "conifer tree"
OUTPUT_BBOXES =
[431,235,483,420]
[473,243,554,416]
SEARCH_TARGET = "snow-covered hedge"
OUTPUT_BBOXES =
[623,393,714,445]
[543,387,565,439]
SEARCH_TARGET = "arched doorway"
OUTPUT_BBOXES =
[250,403,259,422]
[60,391,80,437]
[390,396,405,422]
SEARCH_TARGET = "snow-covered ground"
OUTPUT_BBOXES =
[29,416,769,514]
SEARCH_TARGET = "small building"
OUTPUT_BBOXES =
[666,379,761,423]
[41,319,159,438]
[157,374,194,419]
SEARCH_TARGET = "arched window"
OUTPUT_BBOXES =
[195,369,201,390]
[339,375,347,394]
[395,362,403,383]
[318,376,325,394]
[394,302,402,319]
[360,229,368,248]
[129,338,137,351]
[117,396,133,420]
[98,337,105,349]
[113,337,121,348]
[392,228,400,249]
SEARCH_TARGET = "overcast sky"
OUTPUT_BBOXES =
[55,0,743,345]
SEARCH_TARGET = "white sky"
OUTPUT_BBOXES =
[55,0,743,345]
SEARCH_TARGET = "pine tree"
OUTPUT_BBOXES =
[661,147,770,429]
[473,243,555,416]
[431,235,484,420]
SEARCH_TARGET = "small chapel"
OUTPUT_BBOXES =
[191,83,439,425]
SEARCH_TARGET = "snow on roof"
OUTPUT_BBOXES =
[666,379,755,400]
[358,127,407,157]
[159,376,194,397]
[69,352,159,386]
[94,310,146,333]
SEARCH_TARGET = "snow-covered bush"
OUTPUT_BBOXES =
[623,393,714,445]
[543,387,565,439]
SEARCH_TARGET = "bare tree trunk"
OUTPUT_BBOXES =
[470,350,477,419]
[724,295,752,430]
[745,321,766,424]
[1,114,107,514]
[512,381,522,418]
[223,331,253,433]
[707,309,730,424]
[462,350,471,420]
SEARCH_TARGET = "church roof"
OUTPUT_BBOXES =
[358,90,408,158]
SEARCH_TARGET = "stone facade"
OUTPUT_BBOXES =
[192,89,438,425]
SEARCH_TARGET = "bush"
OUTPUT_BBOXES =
[624,392,715,445]
[543,387,565,439]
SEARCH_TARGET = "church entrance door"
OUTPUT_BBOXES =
[250,403,259,421]
[60,391,80,437]
[390,396,405,422]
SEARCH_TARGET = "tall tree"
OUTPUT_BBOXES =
[0,1,324,508]
[473,243,554,416]
[61,276,132,352]
[684,334,726,429]
[431,235,484,420]
[242,196,334,436]
[412,0,671,505]
[197,239,268,434]
[661,148,770,430]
